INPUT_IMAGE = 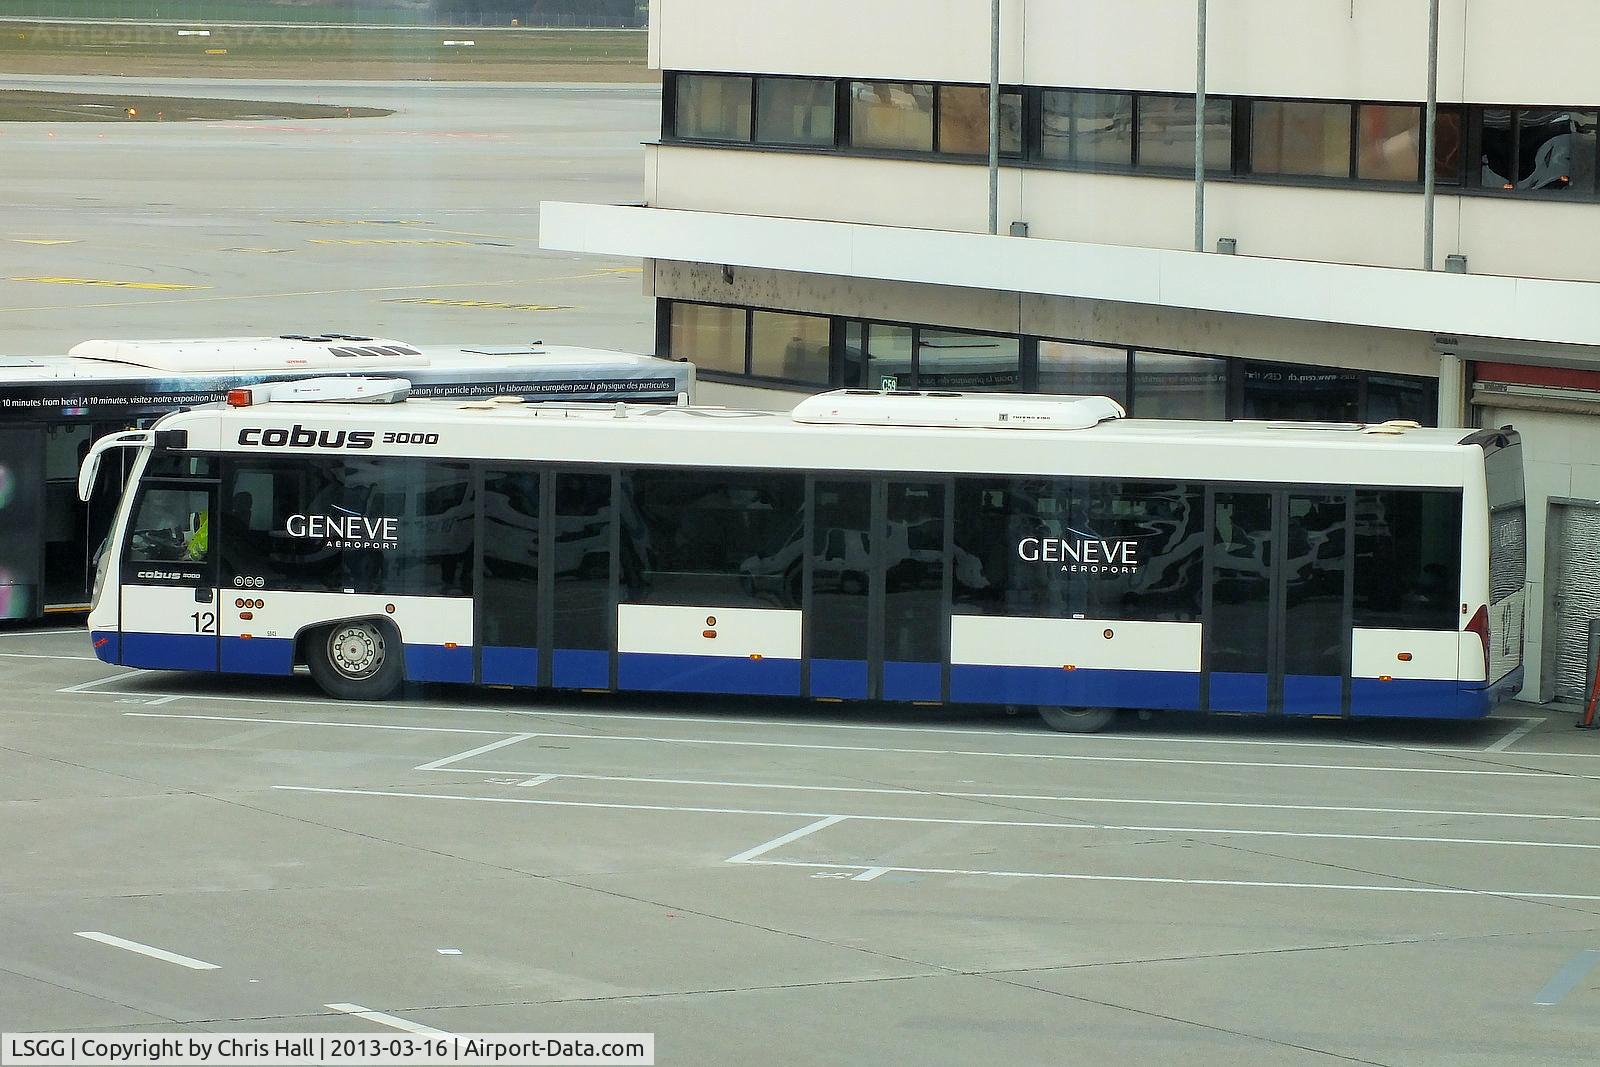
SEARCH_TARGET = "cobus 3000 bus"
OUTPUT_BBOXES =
[82,384,1526,731]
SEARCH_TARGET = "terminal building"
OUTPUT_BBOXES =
[541,0,1600,704]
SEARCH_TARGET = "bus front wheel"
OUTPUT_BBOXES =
[308,619,403,700]
[1038,706,1116,733]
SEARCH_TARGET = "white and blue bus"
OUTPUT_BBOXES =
[0,334,691,620]
[82,384,1525,731]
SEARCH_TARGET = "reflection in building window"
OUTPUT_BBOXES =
[1040,91,1133,166]
[1038,341,1128,405]
[1251,100,1353,178]
[1366,374,1437,426]
[750,310,830,384]
[1434,107,1464,184]
[866,323,915,390]
[916,329,1020,391]
[674,74,752,141]
[848,81,934,152]
[1241,362,1359,422]
[755,77,834,146]
[936,85,1023,155]
[1357,104,1421,182]
[669,303,747,375]
[1135,96,1231,171]
[1480,109,1598,193]
[1132,352,1226,419]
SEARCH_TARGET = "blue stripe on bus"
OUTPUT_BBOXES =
[1281,674,1343,716]
[1208,672,1269,713]
[618,652,801,697]
[90,630,119,665]
[220,636,294,676]
[1350,677,1478,719]
[949,664,1199,709]
[883,661,941,702]
[481,646,539,687]
[119,632,215,672]
[404,644,473,684]
[810,658,869,700]
[552,648,609,689]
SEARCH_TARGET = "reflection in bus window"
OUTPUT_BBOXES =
[625,468,803,607]
[1353,490,1462,630]
[218,457,473,596]
[128,488,211,564]
[953,478,1203,621]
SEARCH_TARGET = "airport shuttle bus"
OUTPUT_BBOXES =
[0,335,692,621]
[83,383,1525,731]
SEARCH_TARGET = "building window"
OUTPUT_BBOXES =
[936,85,1023,156]
[673,74,752,142]
[1479,108,1599,194]
[862,322,914,389]
[1357,104,1422,182]
[1251,100,1353,178]
[669,302,747,375]
[1242,362,1360,422]
[849,81,935,152]
[1135,95,1232,171]
[916,328,1021,390]
[1038,341,1129,405]
[755,77,835,147]
[750,310,831,384]
[1040,90,1133,166]
[1131,351,1227,419]
[1434,107,1465,184]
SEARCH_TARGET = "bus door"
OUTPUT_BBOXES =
[807,478,948,702]
[117,477,220,671]
[1205,489,1352,716]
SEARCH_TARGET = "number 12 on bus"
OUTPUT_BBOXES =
[81,383,1526,732]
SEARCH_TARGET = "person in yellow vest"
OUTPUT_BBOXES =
[185,510,209,562]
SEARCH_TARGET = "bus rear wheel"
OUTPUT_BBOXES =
[308,619,403,700]
[1038,706,1116,733]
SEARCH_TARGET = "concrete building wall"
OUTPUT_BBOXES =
[649,146,1600,281]
[653,0,1600,105]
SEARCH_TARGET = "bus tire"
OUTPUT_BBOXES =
[1038,706,1116,733]
[308,619,403,701]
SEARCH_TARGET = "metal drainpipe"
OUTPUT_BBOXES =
[1194,0,1207,252]
[989,0,1001,235]
[1423,0,1440,270]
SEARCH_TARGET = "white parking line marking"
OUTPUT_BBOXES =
[1487,717,1547,752]
[852,867,893,882]
[274,786,1600,851]
[57,673,134,694]
[725,815,847,864]
[135,712,1595,780]
[325,1003,450,1036]
[418,768,1600,823]
[125,712,506,736]
[0,627,86,637]
[742,860,1600,902]
[517,774,556,787]
[0,652,101,661]
[75,931,220,970]
[414,733,535,771]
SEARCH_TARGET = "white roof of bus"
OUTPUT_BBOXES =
[161,389,1494,489]
[0,336,679,382]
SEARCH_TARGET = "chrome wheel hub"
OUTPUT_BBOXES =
[329,624,383,679]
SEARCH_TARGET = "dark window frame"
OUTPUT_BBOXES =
[661,71,1600,200]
